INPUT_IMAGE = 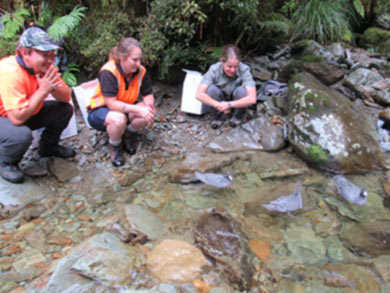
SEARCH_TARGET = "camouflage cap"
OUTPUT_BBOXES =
[18,27,60,51]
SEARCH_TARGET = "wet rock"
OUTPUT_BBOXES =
[49,158,79,182]
[322,263,380,292]
[283,224,327,266]
[168,151,240,183]
[207,116,285,153]
[22,205,46,221]
[326,43,345,62]
[325,190,390,223]
[0,177,51,218]
[373,255,390,281]
[46,232,140,292]
[194,210,255,291]
[117,204,165,241]
[147,239,208,283]
[287,72,383,173]
[340,221,390,256]
[13,249,47,280]
[71,246,142,289]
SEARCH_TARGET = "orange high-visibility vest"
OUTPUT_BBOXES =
[89,60,146,109]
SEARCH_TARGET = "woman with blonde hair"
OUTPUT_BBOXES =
[196,44,256,129]
[88,37,155,166]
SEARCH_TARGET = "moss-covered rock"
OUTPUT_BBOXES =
[359,27,390,49]
[287,72,383,173]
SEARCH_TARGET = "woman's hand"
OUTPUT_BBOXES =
[138,105,155,126]
[215,101,231,114]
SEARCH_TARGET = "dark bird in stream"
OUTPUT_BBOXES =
[263,181,303,213]
[194,171,233,189]
[333,175,368,206]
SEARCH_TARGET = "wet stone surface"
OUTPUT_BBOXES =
[1,46,390,291]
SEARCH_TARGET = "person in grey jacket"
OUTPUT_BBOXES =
[196,44,256,129]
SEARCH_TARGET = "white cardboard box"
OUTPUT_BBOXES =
[72,79,98,128]
[180,69,208,115]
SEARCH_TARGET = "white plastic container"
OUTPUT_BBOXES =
[180,69,208,115]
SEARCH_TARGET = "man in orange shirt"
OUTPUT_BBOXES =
[0,27,75,184]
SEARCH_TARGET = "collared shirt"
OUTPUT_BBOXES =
[200,61,256,96]
[0,55,67,117]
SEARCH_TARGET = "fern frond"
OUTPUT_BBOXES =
[260,20,291,34]
[48,5,87,41]
[1,8,30,39]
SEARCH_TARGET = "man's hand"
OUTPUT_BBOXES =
[37,66,62,95]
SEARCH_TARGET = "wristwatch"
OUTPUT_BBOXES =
[228,102,232,109]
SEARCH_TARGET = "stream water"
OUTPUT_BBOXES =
[115,146,390,292]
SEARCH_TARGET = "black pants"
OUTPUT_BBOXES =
[0,100,73,164]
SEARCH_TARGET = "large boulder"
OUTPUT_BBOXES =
[287,72,383,173]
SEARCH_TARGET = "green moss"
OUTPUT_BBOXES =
[306,145,329,164]
[302,55,324,63]
[291,40,314,51]
[360,27,390,48]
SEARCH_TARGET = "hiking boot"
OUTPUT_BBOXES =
[122,131,138,155]
[211,114,227,129]
[109,144,125,167]
[229,117,241,128]
[0,162,24,184]
[39,143,76,158]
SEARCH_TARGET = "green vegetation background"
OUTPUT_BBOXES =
[1,0,389,86]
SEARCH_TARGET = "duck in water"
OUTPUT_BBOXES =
[194,171,233,189]
[263,181,303,213]
[333,175,368,206]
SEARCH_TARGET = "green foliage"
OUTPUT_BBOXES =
[76,8,135,77]
[280,0,297,17]
[139,0,206,80]
[0,7,30,39]
[0,36,18,59]
[291,0,354,44]
[352,0,365,18]
[48,5,87,41]
[61,63,79,87]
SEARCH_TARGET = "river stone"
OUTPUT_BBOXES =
[49,157,79,182]
[291,40,336,62]
[287,72,383,173]
[376,13,390,29]
[147,239,208,283]
[168,151,241,183]
[324,236,357,263]
[283,224,327,266]
[46,232,134,292]
[117,204,165,241]
[373,255,390,281]
[322,263,380,292]
[340,221,390,256]
[193,210,255,291]
[343,68,390,104]
[325,191,390,223]
[71,247,142,289]
[207,116,285,153]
